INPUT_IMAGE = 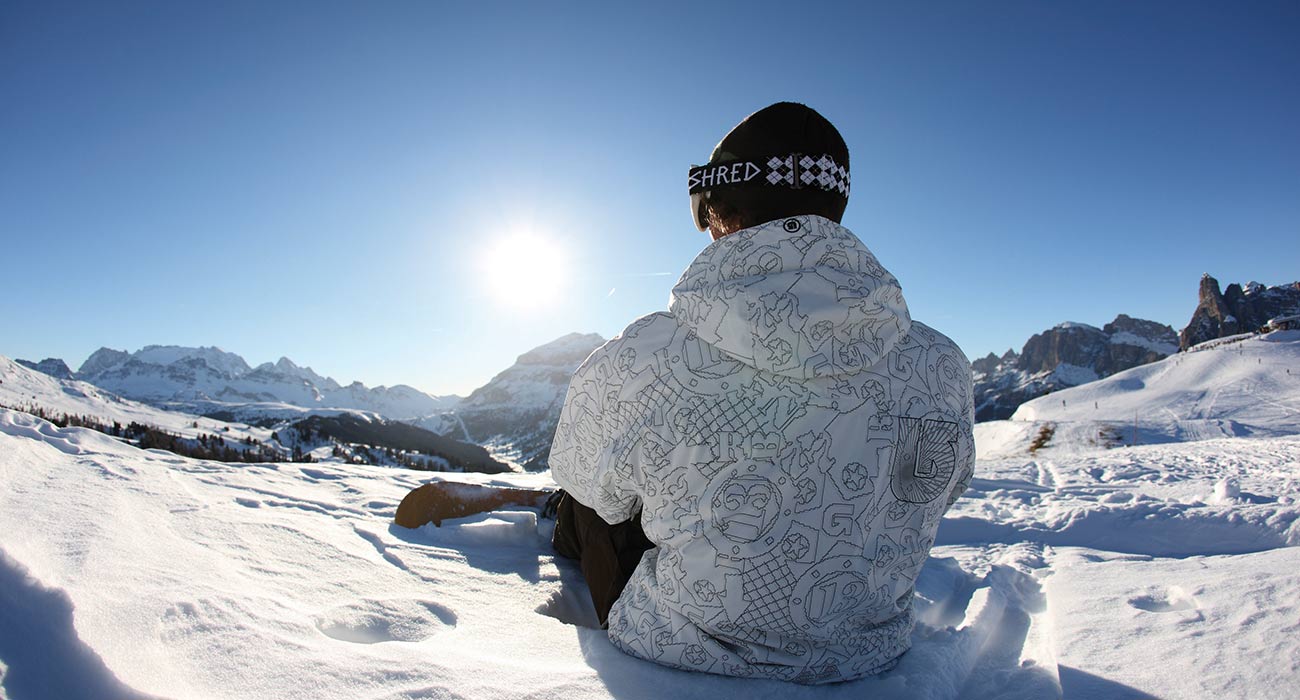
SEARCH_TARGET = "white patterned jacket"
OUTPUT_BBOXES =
[549,214,975,684]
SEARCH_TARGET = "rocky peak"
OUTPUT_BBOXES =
[971,353,1001,376]
[514,332,605,367]
[15,357,74,380]
[1179,276,1300,350]
[1103,314,1176,341]
[256,356,336,388]
[454,332,606,471]
[972,349,1019,377]
[78,347,132,376]
[975,315,1177,422]
[1017,323,1106,374]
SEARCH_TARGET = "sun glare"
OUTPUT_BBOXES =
[480,232,569,309]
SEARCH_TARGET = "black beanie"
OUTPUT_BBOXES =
[700,102,850,226]
[710,102,849,174]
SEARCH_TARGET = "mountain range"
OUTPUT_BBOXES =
[15,357,74,379]
[971,278,1298,420]
[13,274,1297,468]
[17,334,607,472]
[72,345,455,420]
[971,314,1179,421]
[0,353,512,474]
[416,332,607,471]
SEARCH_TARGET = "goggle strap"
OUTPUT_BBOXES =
[687,153,850,197]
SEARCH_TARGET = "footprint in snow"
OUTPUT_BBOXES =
[315,599,457,644]
[1129,587,1201,617]
[536,585,601,629]
[298,467,343,481]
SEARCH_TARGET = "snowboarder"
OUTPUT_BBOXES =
[546,102,976,683]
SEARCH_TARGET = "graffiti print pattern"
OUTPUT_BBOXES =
[550,215,975,684]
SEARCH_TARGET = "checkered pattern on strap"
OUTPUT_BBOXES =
[766,154,849,196]
[689,153,850,198]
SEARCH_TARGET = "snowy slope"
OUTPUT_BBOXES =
[0,355,273,446]
[1010,330,1300,447]
[3,409,1298,699]
[949,435,1300,698]
[444,332,605,471]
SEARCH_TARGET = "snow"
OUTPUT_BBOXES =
[411,510,546,549]
[75,346,449,421]
[1047,363,1098,386]
[1187,332,1257,352]
[1106,330,1179,356]
[0,355,274,447]
[942,436,1300,557]
[0,548,155,700]
[460,333,604,414]
[973,420,1041,460]
[1210,477,1241,504]
[1044,547,1300,698]
[1,332,1299,698]
[130,345,253,377]
[1011,331,1300,444]
[0,409,1074,700]
[261,356,339,390]
[158,399,379,425]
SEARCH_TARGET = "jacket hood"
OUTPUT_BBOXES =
[669,215,911,379]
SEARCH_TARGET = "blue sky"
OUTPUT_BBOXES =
[2,1,1297,395]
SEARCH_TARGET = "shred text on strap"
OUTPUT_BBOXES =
[688,161,762,192]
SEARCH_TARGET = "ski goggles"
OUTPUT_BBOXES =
[687,153,850,232]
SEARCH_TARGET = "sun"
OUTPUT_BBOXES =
[479,232,569,309]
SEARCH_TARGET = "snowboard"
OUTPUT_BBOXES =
[394,480,555,528]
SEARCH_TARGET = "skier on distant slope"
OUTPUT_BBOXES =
[547,102,976,683]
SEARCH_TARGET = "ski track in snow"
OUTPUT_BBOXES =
[1,333,1298,699]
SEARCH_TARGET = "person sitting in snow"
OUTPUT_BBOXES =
[549,102,975,684]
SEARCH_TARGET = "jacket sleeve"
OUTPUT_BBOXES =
[548,339,641,524]
[944,354,977,510]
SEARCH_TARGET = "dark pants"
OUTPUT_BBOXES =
[551,492,654,627]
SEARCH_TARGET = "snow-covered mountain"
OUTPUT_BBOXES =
[19,336,600,471]
[972,314,1178,421]
[426,332,605,471]
[14,357,73,379]
[0,353,275,447]
[1,353,506,473]
[976,328,1300,458]
[1014,328,1300,440]
[1179,275,1300,349]
[74,345,455,420]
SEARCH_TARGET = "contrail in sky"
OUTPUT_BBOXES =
[605,272,673,298]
